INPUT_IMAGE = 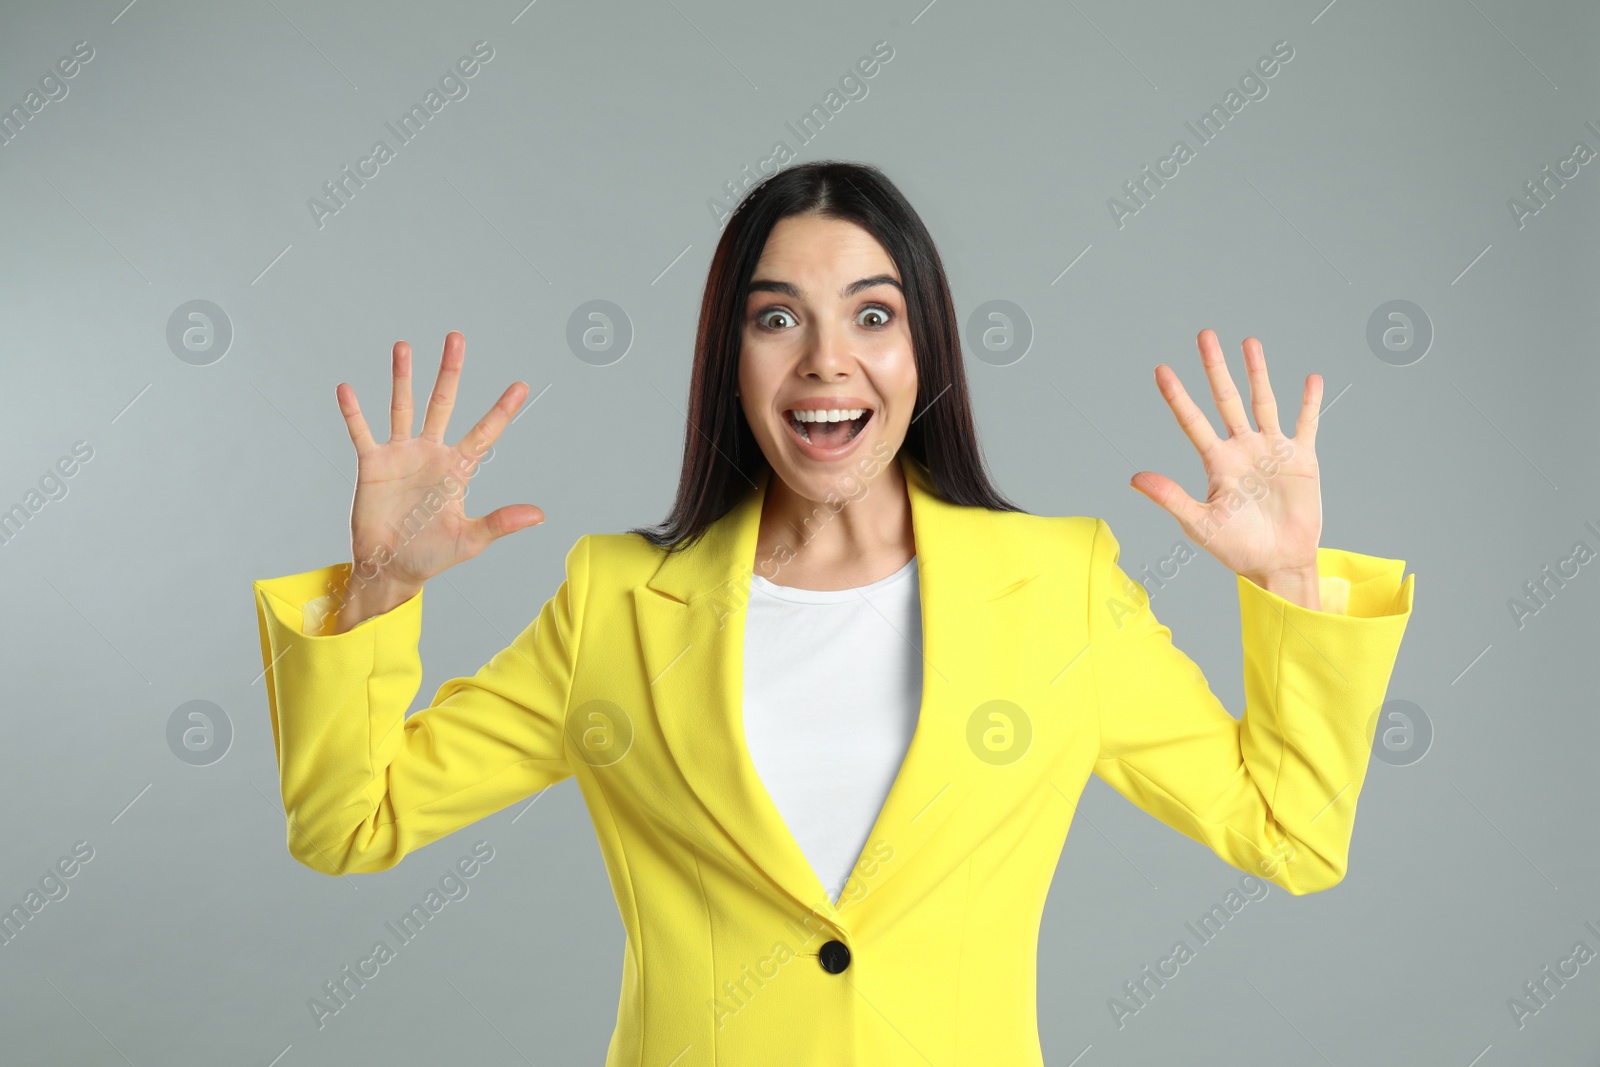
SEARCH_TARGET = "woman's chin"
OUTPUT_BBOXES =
[765,426,899,502]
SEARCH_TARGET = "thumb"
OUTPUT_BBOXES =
[1129,472,1207,531]
[467,503,545,551]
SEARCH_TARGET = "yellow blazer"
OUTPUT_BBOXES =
[252,450,1414,1065]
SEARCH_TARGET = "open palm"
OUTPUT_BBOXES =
[335,331,542,601]
[1130,329,1323,588]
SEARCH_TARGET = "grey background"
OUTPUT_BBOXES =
[1,0,1596,1063]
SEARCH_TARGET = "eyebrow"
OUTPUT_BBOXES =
[746,274,903,300]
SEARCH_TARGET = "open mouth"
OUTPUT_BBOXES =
[785,407,873,449]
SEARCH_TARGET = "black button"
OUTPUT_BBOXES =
[818,939,851,974]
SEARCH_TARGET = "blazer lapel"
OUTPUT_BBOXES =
[633,451,1041,923]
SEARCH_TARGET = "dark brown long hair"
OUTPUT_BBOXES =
[629,159,1025,551]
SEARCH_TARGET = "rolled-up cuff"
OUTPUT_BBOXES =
[1238,546,1413,620]
[255,561,424,641]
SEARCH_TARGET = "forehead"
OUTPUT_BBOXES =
[751,214,899,283]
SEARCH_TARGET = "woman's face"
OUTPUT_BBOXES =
[737,212,918,501]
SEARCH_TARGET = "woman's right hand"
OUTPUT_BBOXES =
[329,330,542,633]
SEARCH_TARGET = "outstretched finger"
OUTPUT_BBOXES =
[420,331,466,444]
[1293,373,1323,452]
[1241,337,1281,436]
[336,382,378,457]
[1196,329,1252,437]
[390,340,414,442]
[1154,364,1223,458]
[456,381,530,475]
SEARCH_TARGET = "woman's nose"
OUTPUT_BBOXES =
[797,323,854,377]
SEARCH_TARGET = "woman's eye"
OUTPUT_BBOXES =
[857,305,892,328]
[754,304,893,331]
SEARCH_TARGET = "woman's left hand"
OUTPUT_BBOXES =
[1129,329,1324,602]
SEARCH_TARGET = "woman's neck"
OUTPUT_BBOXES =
[753,461,914,591]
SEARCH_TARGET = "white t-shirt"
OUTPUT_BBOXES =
[741,556,923,905]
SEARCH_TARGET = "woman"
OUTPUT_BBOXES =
[253,160,1414,1064]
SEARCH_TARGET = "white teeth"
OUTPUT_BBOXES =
[786,407,868,445]
[788,408,866,423]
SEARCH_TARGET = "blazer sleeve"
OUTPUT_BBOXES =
[1087,518,1414,895]
[251,534,591,875]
